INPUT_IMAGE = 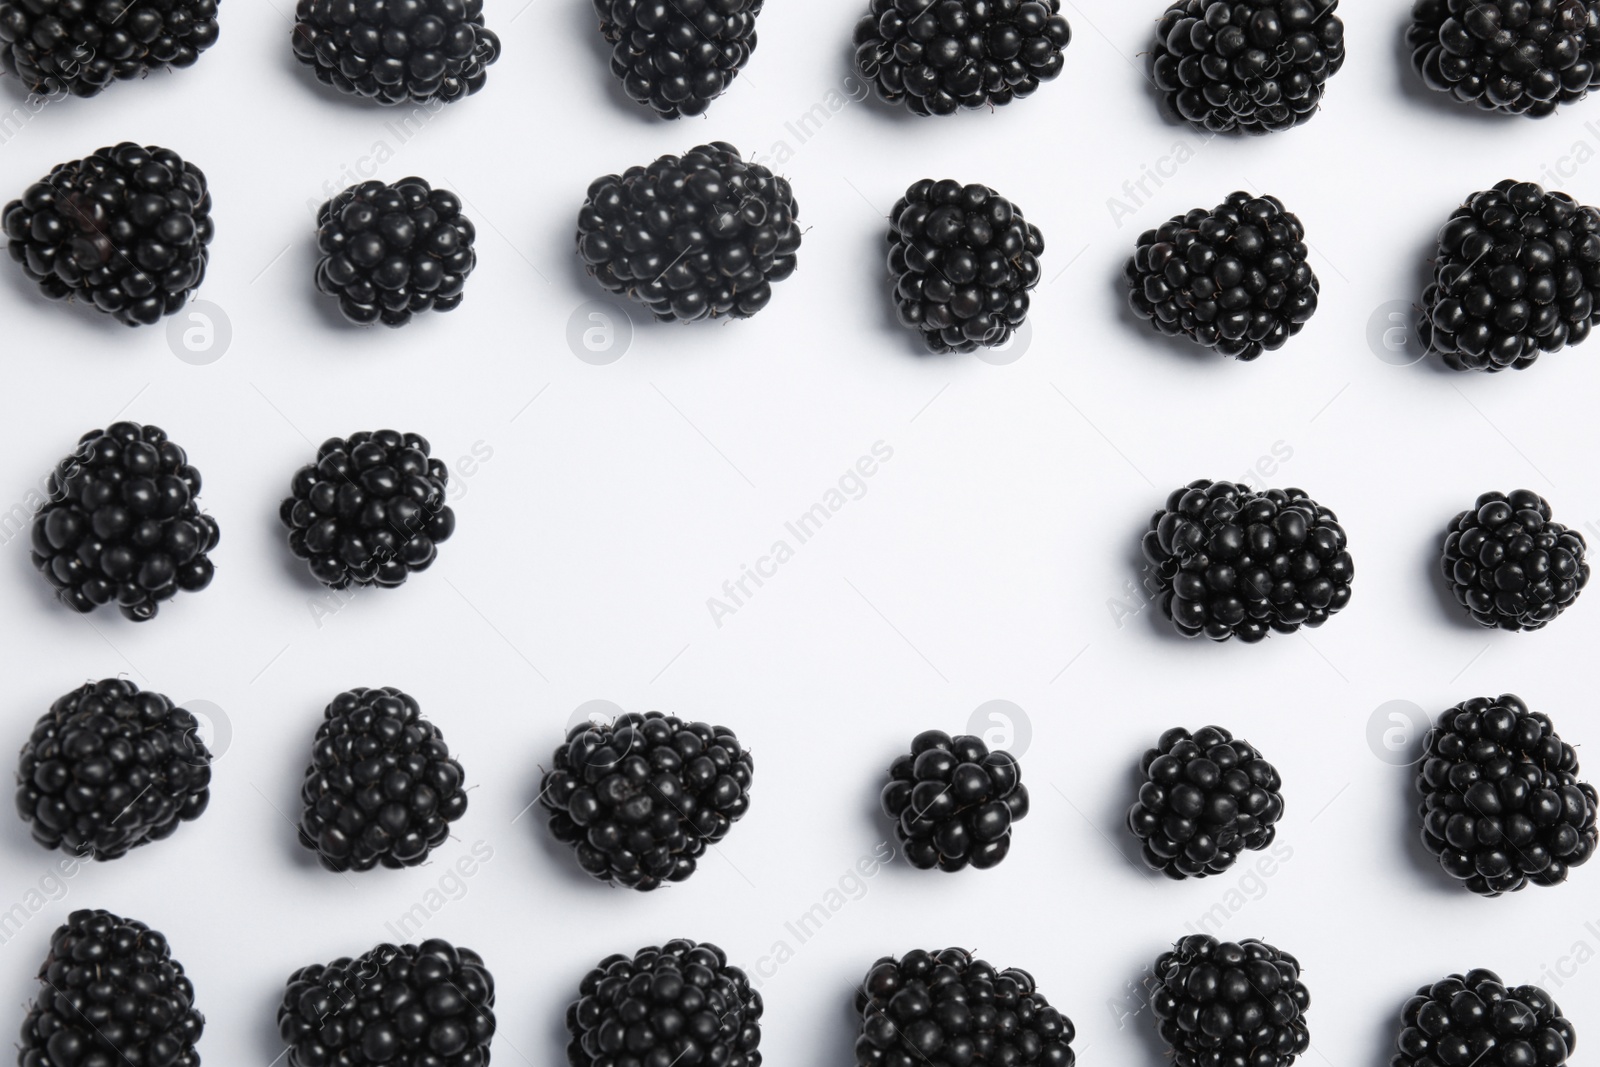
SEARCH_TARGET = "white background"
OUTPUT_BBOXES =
[2,1,1600,1066]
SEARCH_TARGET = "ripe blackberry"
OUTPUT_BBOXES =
[1406,0,1600,116]
[887,178,1043,354]
[595,0,762,118]
[1142,480,1353,642]
[854,948,1077,1067]
[296,686,468,872]
[291,0,499,105]
[3,142,212,326]
[1128,726,1284,879]
[567,941,761,1067]
[21,910,203,1067]
[576,142,801,322]
[1150,0,1346,134]
[851,0,1072,116]
[1415,694,1597,896]
[279,429,456,590]
[31,421,219,622]
[538,710,753,890]
[280,940,495,1067]
[880,729,1029,871]
[1151,935,1311,1067]
[1419,180,1600,372]
[1440,490,1588,630]
[0,0,219,97]
[1391,970,1575,1067]
[1125,192,1318,361]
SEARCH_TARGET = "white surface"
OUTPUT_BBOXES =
[2,1,1600,1066]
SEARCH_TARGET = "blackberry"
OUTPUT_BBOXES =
[1141,479,1353,642]
[887,178,1043,354]
[851,0,1071,116]
[279,940,495,1067]
[1150,935,1311,1067]
[595,0,762,118]
[15,679,211,860]
[291,0,499,105]
[1128,725,1284,879]
[1415,694,1597,896]
[538,710,753,890]
[1150,0,1346,134]
[1406,0,1600,116]
[567,941,761,1067]
[1125,192,1318,361]
[880,729,1029,871]
[1419,180,1600,372]
[20,910,203,1067]
[1391,970,1575,1067]
[2,142,212,326]
[279,429,456,590]
[314,178,477,327]
[31,421,219,621]
[0,0,219,97]
[853,948,1077,1067]
[1440,490,1588,630]
[295,686,468,872]
[576,142,801,322]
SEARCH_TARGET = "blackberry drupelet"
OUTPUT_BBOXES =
[880,729,1029,871]
[279,429,456,590]
[595,0,763,118]
[20,910,203,1067]
[1419,180,1600,371]
[1150,0,1346,134]
[1391,970,1576,1067]
[567,941,761,1067]
[31,421,219,621]
[314,178,477,327]
[576,142,801,322]
[851,0,1072,116]
[1125,192,1318,361]
[279,940,495,1067]
[296,686,468,872]
[1128,726,1284,879]
[854,948,1077,1067]
[1440,490,1588,630]
[887,178,1043,353]
[538,710,753,890]
[1415,694,1597,896]
[15,679,210,860]
[291,0,499,105]
[1142,479,1353,642]
[1151,935,1311,1067]
[3,142,212,325]
[1406,0,1600,116]
[0,0,219,97]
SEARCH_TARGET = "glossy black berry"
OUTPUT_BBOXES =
[0,0,218,97]
[595,0,762,118]
[1416,694,1597,896]
[31,421,219,622]
[1151,935,1310,1067]
[1125,192,1318,360]
[887,178,1042,353]
[1420,180,1600,371]
[296,686,468,872]
[279,429,456,590]
[1391,970,1575,1067]
[291,0,499,104]
[1407,0,1600,116]
[851,0,1071,115]
[21,910,203,1067]
[1150,0,1345,134]
[539,711,753,890]
[280,940,495,1067]
[1128,726,1283,879]
[2,142,212,325]
[577,142,801,322]
[315,178,476,327]
[1440,489,1588,629]
[1142,479,1353,642]
[880,729,1029,871]
[854,948,1077,1067]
